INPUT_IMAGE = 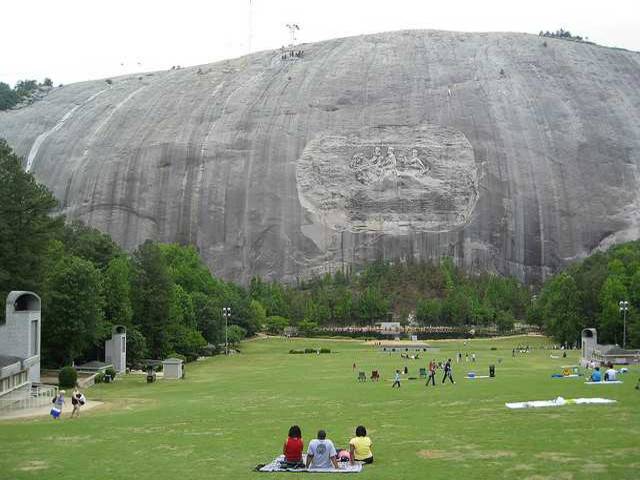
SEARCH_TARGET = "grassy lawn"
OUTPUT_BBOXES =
[1,335,639,480]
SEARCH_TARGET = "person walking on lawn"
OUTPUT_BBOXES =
[392,369,401,388]
[442,358,455,384]
[426,359,437,386]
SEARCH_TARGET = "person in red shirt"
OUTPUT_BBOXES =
[282,425,304,468]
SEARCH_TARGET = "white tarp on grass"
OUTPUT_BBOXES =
[258,455,363,473]
[506,397,616,409]
[584,381,623,385]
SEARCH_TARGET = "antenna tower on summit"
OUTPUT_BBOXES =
[285,23,300,46]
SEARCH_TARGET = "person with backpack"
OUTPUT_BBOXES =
[70,389,86,418]
[442,359,455,384]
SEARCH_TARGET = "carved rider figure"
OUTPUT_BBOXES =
[403,148,428,174]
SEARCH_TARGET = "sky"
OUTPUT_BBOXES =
[1,0,638,86]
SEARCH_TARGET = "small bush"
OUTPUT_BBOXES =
[105,79,113,85]
[319,348,331,354]
[490,347,497,351]
[58,366,78,388]
[304,348,316,354]
[94,372,105,384]
[105,367,117,380]
[289,349,305,354]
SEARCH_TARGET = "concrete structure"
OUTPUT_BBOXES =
[581,328,598,362]
[162,358,184,380]
[0,292,56,412]
[0,292,41,384]
[2,31,639,285]
[376,322,402,332]
[76,361,113,374]
[380,342,430,353]
[581,328,640,366]
[105,325,126,373]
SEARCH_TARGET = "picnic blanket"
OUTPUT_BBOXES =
[506,397,616,409]
[258,455,363,473]
[551,374,580,378]
[465,375,490,379]
[584,381,623,385]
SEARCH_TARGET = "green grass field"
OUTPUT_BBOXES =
[1,335,639,480]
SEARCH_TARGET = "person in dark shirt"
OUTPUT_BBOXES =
[442,359,455,384]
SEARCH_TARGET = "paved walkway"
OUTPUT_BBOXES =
[0,401,104,421]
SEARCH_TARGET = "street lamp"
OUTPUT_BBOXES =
[619,300,629,349]
[223,307,231,355]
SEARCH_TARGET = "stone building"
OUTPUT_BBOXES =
[581,328,640,366]
[105,325,126,373]
[0,292,55,411]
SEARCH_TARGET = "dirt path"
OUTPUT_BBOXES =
[0,401,104,421]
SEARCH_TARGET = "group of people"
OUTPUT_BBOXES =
[282,425,373,469]
[391,358,455,387]
[590,364,619,382]
[50,389,86,419]
[456,352,476,363]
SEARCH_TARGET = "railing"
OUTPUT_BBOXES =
[0,384,58,413]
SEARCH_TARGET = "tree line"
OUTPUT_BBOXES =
[531,241,640,347]
[1,139,638,369]
[0,78,53,111]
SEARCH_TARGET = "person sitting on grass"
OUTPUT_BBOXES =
[282,425,304,468]
[590,366,602,383]
[349,425,373,464]
[306,430,339,470]
[604,365,617,382]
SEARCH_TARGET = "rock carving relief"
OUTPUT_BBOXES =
[296,125,479,235]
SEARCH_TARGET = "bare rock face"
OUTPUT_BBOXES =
[1,30,639,284]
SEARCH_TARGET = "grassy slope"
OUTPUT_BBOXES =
[1,336,639,480]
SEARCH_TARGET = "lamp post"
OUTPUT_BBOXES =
[223,307,231,355]
[619,300,629,349]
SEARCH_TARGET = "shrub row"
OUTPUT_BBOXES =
[288,348,331,354]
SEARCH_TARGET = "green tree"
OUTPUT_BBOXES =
[599,276,627,344]
[356,287,388,325]
[0,139,62,311]
[126,327,148,367]
[0,83,18,110]
[249,300,267,331]
[226,324,247,346]
[131,241,174,358]
[61,221,121,270]
[103,256,133,328]
[298,319,318,336]
[14,80,38,98]
[265,315,289,334]
[191,291,222,344]
[42,255,105,365]
[415,298,442,325]
[539,272,581,345]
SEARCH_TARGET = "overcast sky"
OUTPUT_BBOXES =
[1,0,638,86]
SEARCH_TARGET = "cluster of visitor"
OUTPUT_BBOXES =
[590,364,619,382]
[456,352,476,363]
[282,425,373,469]
[50,389,86,419]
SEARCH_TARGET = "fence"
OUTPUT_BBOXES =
[0,383,58,413]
